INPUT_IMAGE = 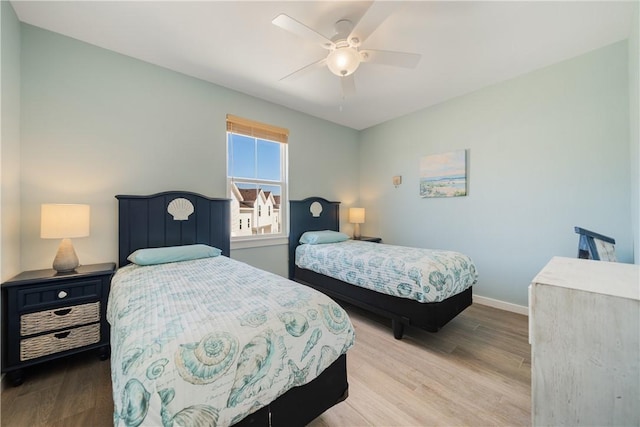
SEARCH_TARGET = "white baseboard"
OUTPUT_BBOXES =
[473,295,529,316]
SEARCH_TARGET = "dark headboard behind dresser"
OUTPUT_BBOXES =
[116,191,230,267]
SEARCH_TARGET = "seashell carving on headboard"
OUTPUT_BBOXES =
[167,197,194,221]
[310,201,323,217]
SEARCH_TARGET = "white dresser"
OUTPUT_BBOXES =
[529,257,639,426]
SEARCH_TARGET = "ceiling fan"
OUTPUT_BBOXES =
[272,3,421,97]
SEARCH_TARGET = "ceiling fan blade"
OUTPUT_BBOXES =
[280,57,327,81]
[349,2,400,46]
[360,49,421,69]
[272,14,334,49]
[341,74,356,98]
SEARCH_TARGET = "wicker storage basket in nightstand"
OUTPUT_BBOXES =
[20,301,100,335]
[20,323,101,361]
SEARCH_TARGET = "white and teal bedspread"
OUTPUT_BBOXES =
[107,256,355,427]
[296,240,478,303]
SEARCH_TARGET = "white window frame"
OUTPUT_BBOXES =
[226,118,288,249]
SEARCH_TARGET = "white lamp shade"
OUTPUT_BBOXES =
[327,47,361,77]
[41,204,90,238]
[349,207,365,224]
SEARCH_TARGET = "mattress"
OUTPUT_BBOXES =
[107,256,355,426]
[296,240,478,303]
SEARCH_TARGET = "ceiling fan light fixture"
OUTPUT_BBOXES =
[327,47,361,77]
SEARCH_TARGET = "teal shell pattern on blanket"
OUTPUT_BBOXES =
[321,303,350,334]
[119,379,150,427]
[227,329,287,407]
[175,332,239,385]
[278,311,309,337]
[296,241,478,303]
[108,256,356,427]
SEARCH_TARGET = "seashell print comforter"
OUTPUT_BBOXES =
[296,240,478,303]
[107,256,355,427]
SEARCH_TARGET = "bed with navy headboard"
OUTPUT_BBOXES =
[110,191,353,427]
[289,196,476,339]
[116,191,231,266]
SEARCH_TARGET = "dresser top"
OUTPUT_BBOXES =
[2,263,116,287]
[532,257,639,301]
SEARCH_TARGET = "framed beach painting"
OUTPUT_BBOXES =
[420,150,467,198]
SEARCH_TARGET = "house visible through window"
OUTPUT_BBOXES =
[227,114,288,239]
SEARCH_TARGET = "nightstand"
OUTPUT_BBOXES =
[1,262,115,386]
[354,236,382,243]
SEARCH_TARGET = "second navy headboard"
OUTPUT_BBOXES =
[288,197,340,279]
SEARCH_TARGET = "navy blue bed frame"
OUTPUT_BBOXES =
[116,191,348,426]
[289,197,473,339]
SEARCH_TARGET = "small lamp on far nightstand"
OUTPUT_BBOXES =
[349,207,365,239]
[41,204,90,273]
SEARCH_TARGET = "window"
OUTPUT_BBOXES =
[227,114,288,240]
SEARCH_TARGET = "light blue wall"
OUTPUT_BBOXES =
[1,1,21,282]
[630,3,639,265]
[19,24,359,273]
[359,42,632,307]
[13,21,637,308]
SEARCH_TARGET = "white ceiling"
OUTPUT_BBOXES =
[11,1,636,130]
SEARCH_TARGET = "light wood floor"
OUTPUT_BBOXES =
[2,303,531,426]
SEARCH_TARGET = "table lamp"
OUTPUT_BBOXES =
[41,204,90,273]
[349,207,365,239]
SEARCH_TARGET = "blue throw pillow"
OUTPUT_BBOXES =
[299,230,350,245]
[127,244,222,265]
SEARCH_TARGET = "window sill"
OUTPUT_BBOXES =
[231,235,289,250]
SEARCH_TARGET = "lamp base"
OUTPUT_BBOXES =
[353,223,361,239]
[52,238,80,273]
